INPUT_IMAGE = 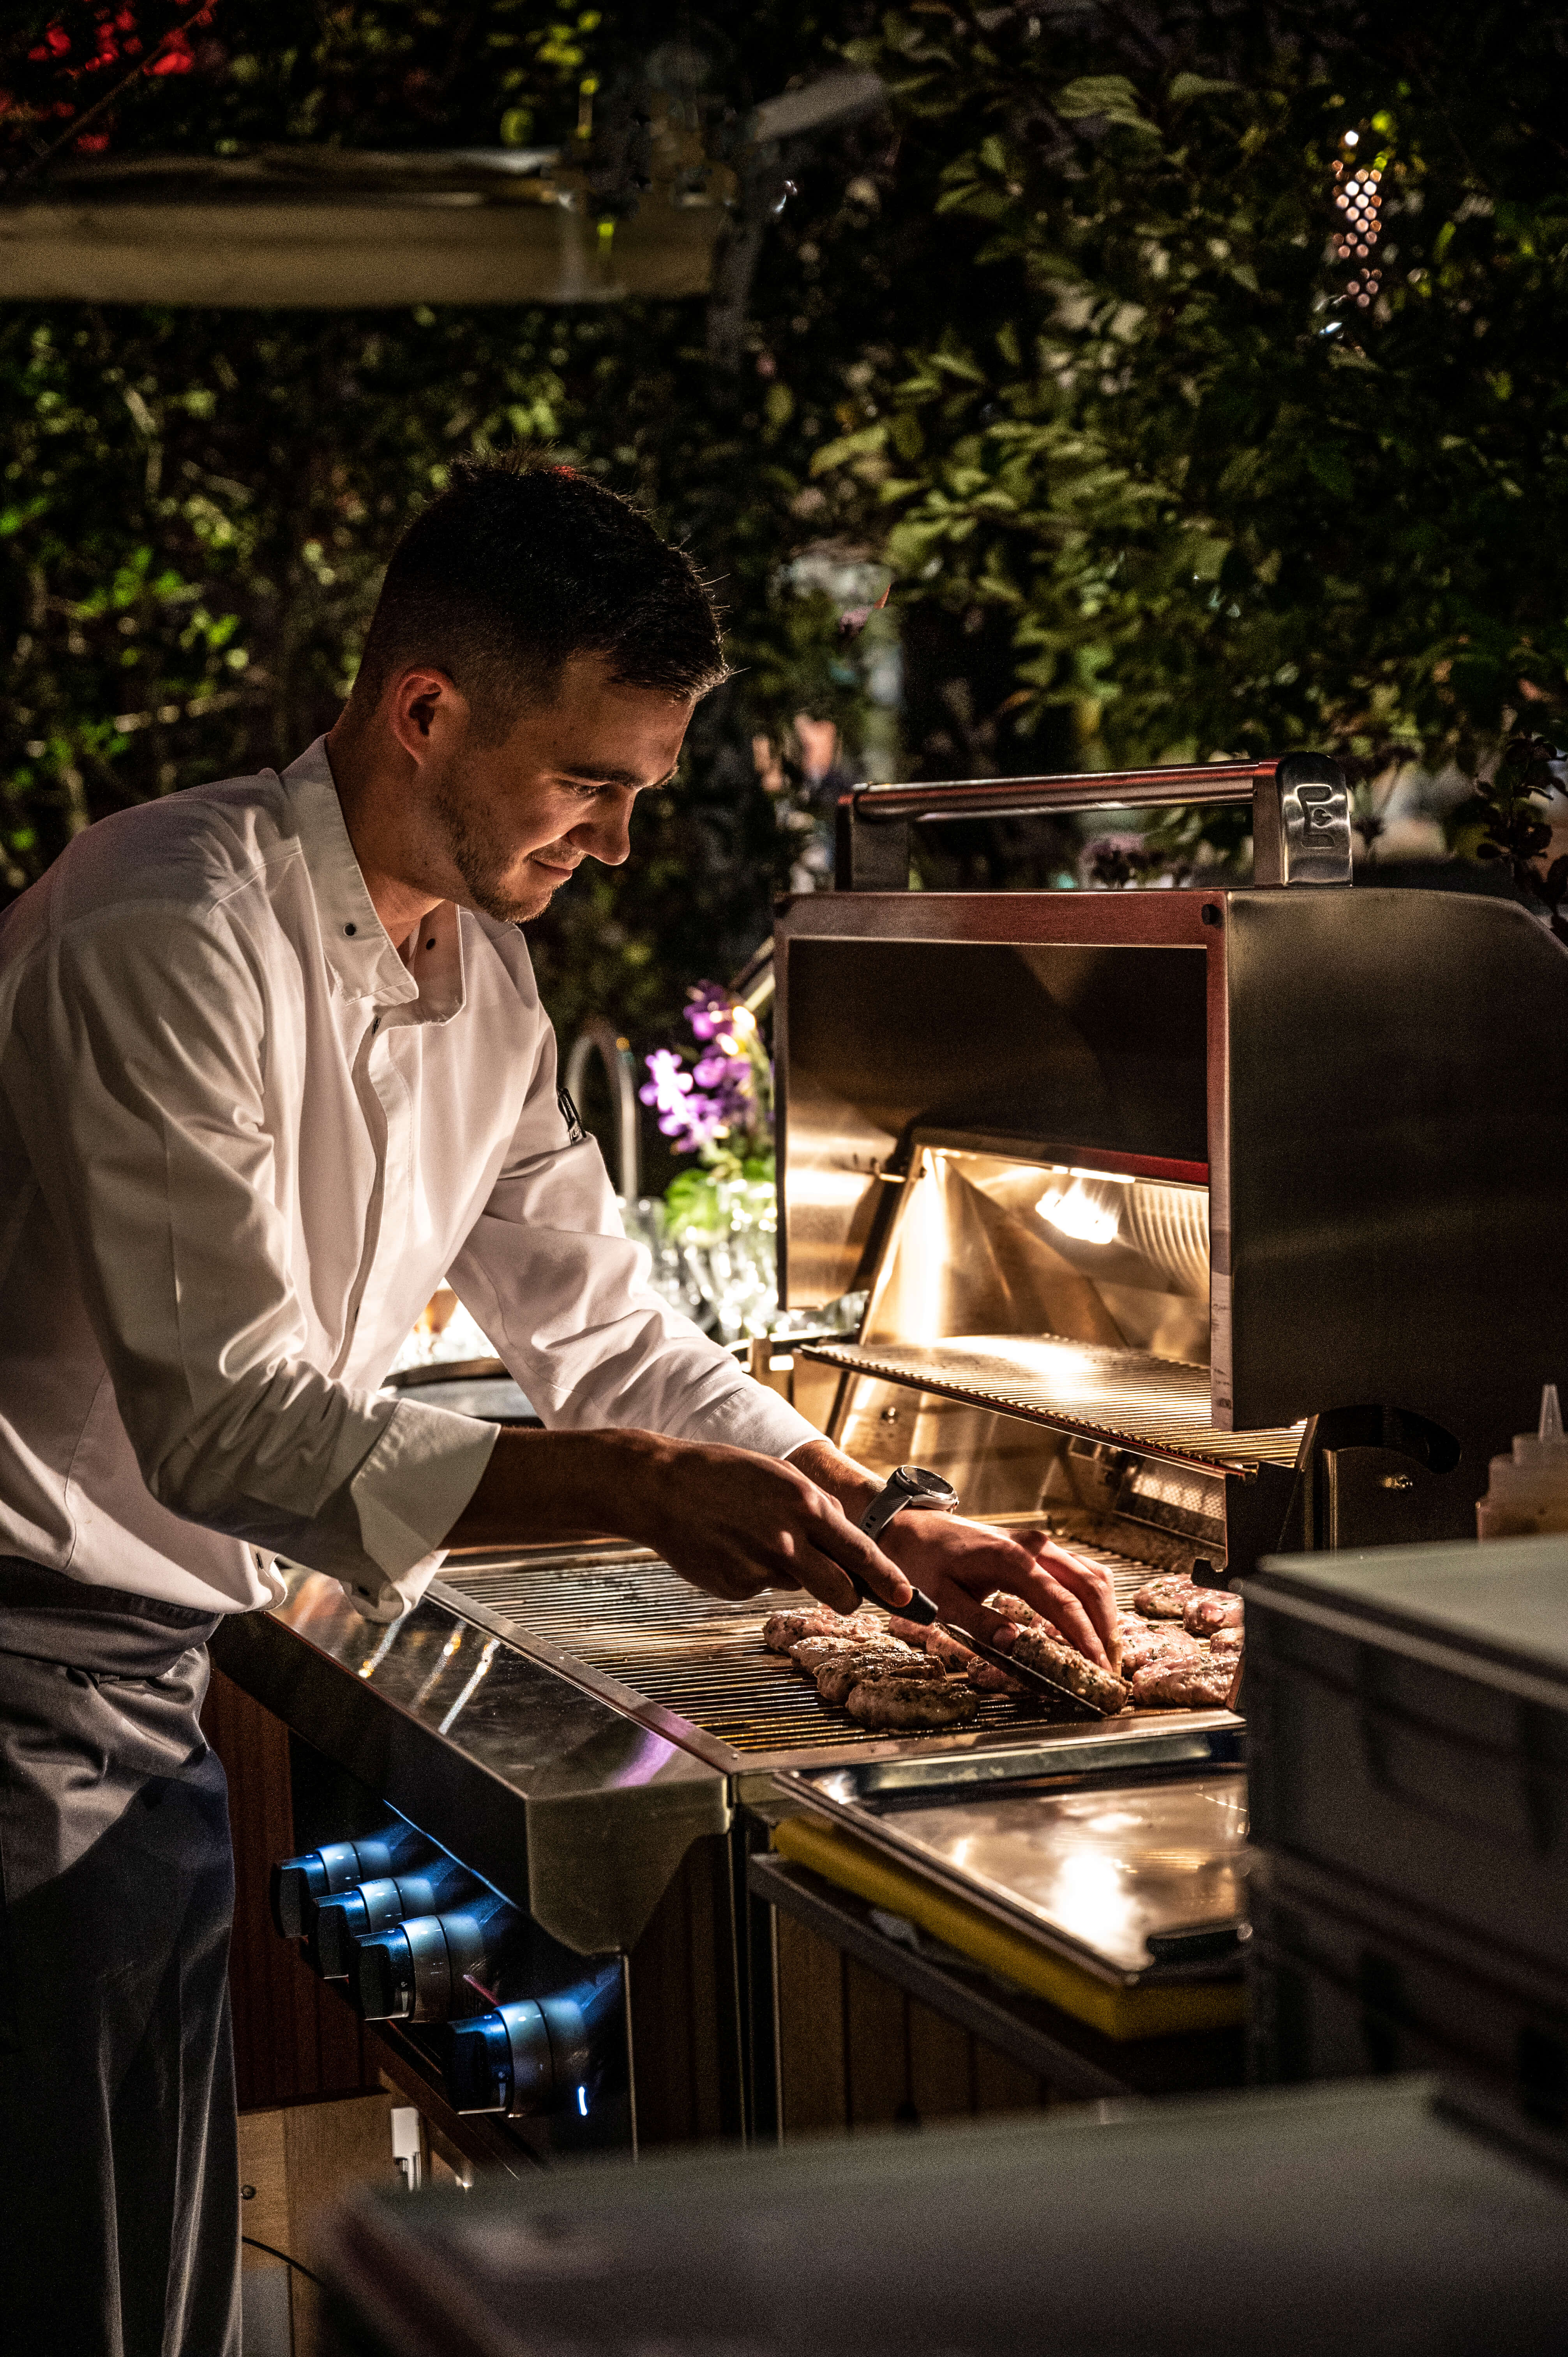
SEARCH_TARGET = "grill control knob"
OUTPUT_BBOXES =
[307,1855,475,1979]
[441,1968,621,2118]
[353,1893,517,2023]
[309,1871,430,1978]
[269,1823,422,1940]
[272,1840,388,1940]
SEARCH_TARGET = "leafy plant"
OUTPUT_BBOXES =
[1467,733,1568,938]
[819,3,1568,793]
[4,0,1565,1165]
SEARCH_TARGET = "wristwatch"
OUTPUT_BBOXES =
[858,1464,960,1541]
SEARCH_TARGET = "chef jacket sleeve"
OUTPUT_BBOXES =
[447,1027,821,1461]
[5,898,497,1601]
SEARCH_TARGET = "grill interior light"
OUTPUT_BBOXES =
[1036,1166,1134,1247]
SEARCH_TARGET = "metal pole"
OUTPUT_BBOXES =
[564,1020,643,1201]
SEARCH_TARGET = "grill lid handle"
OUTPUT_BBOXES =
[834,753,1352,890]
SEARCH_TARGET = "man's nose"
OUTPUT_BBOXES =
[573,789,634,868]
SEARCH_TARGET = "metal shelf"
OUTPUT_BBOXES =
[803,1334,1306,1474]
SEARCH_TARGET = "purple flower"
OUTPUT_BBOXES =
[684,982,734,1044]
[644,984,771,1161]
[641,1046,733,1152]
[640,1048,692,1119]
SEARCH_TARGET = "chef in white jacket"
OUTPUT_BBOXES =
[0,454,1114,2356]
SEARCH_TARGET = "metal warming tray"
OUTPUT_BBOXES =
[775,1729,1247,1987]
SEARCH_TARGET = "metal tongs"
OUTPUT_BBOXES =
[843,1571,1119,1719]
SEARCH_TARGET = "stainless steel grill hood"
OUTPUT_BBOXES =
[776,854,1568,1554]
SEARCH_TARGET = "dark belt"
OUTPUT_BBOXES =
[0,1555,220,1677]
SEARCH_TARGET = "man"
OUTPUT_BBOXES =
[0,456,1115,2354]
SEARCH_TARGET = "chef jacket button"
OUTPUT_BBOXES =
[344,921,357,936]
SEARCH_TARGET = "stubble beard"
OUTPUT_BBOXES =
[429,777,552,925]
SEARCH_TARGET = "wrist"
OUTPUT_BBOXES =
[448,1425,671,1550]
[787,1438,881,1522]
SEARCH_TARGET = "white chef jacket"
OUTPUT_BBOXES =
[0,737,816,1620]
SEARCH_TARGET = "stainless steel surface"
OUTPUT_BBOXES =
[211,1567,728,1956]
[807,1335,1305,1472]
[860,1147,1213,1372]
[1218,886,1568,1458]
[870,1777,1246,1978]
[775,885,1568,1537]
[438,1546,1223,1776]
[565,1017,642,1201]
[775,891,1212,1313]
[782,1724,1248,1988]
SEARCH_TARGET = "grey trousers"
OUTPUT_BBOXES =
[0,1559,241,2357]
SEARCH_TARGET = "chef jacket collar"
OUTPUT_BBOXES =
[282,735,466,1025]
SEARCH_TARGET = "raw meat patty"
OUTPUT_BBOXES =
[1132,1573,1195,1620]
[846,1677,979,1730]
[1131,1654,1238,1710]
[1008,1628,1129,1715]
[763,1606,881,1652]
[889,1618,979,1672]
[816,1645,944,1708]
[1119,1622,1203,1675]
[1183,1590,1243,1638]
[788,1634,865,1673]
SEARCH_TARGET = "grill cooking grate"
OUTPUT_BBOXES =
[441,1544,1160,1765]
[803,1335,1305,1471]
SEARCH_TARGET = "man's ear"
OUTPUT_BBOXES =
[387,666,469,767]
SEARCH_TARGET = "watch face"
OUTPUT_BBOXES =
[895,1465,958,1506]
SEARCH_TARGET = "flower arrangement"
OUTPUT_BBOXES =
[640,983,776,1253]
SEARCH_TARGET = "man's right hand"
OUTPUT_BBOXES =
[446,1426,916,1616]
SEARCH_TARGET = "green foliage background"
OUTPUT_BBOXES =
[816,4,1568,795]
[3,1,1564,1174]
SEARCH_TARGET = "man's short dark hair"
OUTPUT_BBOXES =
[353,452,727,731]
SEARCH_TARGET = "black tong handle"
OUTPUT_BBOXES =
[843,1567,940,1624]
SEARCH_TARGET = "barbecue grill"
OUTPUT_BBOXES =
[212,754,1568,2157]
[438,1538,1208,1772]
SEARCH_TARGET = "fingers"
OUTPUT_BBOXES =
[934,1573,1107,1668]
[791,1548,860,1615]
[812,1512,913,1611]
[658,1465,911,1618]
[940,1540,1112,1669]
[1002,1575,1109,1667]
[1007,1530,1121,1668]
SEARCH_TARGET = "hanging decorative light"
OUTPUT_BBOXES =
[1330,128,1384,313]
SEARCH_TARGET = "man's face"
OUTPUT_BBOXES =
[403,650,696,925]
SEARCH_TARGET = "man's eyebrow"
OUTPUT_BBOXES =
[556,765,679,791]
